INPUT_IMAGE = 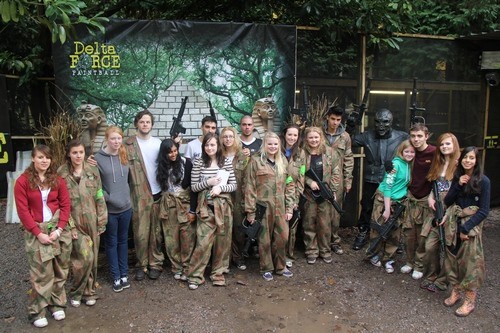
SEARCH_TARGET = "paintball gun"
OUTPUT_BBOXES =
[366,201,406,257]
[290,82,309,125]
[170,96,188,138]
[305,168,344,215]
[432,181,446,267]
[346,78,372,133]
[288,194,306,230]
[242,201,267,257]
[409,78,426,125]
[208,100,219,135]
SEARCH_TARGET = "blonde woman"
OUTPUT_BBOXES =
[245,132,295,281]
[301,127,341,264]
[220,126,250,271]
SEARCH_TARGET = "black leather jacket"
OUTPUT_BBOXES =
[353,129,409,183]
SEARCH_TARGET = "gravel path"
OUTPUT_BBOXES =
[1,199,498,333]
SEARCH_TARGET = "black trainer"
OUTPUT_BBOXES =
[148,268,161,280]
[352,230,368,251]
[135,269,146,281]
[113,279,123,292]
[121,276,130,289]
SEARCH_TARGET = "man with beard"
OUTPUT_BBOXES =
[124,110,163,281]
[351,109,409,250]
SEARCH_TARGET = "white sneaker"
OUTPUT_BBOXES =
[70,299,81,307]
[385,260,395,274]
[370,255,381,267]
[33,317,48,328]
[52,310,65,321]
[285,260,293,268]
[85,299,96,306]
[400,264,413,274]
[412,270,424,280]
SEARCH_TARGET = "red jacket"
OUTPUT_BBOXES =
[14,173,71,236]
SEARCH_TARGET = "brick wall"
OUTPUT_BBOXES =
[144,77,232,142]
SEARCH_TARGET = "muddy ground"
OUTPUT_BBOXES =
[1,199,498,333]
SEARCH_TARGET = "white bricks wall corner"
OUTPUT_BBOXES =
[143,77,232,142]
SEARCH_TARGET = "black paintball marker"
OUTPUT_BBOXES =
[346,78,372,134]
[208,100,219,135]
[290,82,309,125]
[432,181,446,267]
[288,194,306,230]
[366,201,406,257]
[305,168,344,215]
[242,201,267,257]
[170,96,188,138]
[409,78,426,125]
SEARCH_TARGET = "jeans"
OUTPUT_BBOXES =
[104,208,132,281]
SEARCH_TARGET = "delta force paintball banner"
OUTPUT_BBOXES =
[53,19,296,133]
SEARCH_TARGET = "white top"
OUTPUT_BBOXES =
[40,188,53,222]
[184,138,202,161]
[136,136,162,195]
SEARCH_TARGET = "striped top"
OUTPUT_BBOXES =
[191,157,237,193]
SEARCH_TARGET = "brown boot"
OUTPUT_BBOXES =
[444,287,462,307]
[455,290,476,317]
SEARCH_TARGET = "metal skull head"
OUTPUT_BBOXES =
[374,109,393,137]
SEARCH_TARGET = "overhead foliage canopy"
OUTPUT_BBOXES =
[1,0,499,81]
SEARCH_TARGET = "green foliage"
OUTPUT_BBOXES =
[0,1,108,44]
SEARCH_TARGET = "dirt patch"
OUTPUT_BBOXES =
[1,198,499,333]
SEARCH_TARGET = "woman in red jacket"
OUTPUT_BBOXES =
[14,145,71,328]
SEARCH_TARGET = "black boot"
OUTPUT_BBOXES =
[352,229,368,251]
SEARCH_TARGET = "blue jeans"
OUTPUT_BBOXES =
[104,208,132,281]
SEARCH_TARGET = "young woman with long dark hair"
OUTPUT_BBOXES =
[442,146,490,317]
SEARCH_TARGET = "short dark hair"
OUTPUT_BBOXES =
[325,106,344,117]
[134,109,154,127]
[202,115,217,126]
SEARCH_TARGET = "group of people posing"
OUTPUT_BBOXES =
[14,106,490,328]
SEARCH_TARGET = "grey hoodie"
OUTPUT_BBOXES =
[95,149,132,214]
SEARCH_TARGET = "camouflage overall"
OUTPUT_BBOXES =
[187,192,233,286]
[420,190,448,290]
[58,163,107,302]
[125,136,163,271]
[367,191,406,262]
[245,156,295,274]
[285,152,305,263]
[443,205,485,291]
[230,151,250,267]
[159,188,196,276]
[326,131,354,246]
[402,192,432,271]
[23,212,72,322]
[302,147,341,260]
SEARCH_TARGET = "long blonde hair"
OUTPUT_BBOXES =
[259,132,286,176]
[105,126,128,165]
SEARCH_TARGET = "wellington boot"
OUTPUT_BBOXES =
[455,290,476,317]
[444,287,462,307]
